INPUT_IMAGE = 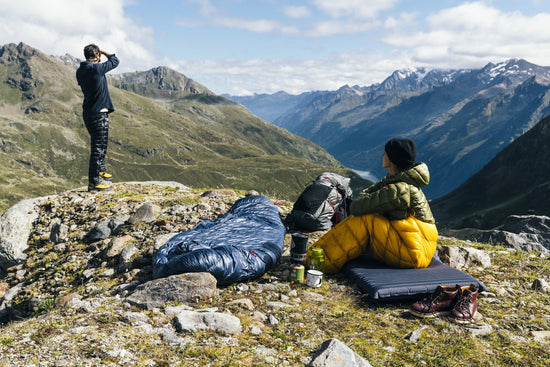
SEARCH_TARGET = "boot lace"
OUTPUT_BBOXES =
[420,290,443,309]
[455,291,474,317]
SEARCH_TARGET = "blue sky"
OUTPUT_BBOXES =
[1,0,549,95]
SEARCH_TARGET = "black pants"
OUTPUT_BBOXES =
[84,113,109,185]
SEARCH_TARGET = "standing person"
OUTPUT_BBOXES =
[307,138,438,272]
[76,44,119,191]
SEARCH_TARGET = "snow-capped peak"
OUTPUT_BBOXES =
[484,59,550,81]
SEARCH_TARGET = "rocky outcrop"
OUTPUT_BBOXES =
[440,215,550,254]
[1,182,550,366]
[109,66,214,95]
[0,42,39,63]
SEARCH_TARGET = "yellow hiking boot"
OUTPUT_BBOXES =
[88,180,113,192]
[99,171,113,180]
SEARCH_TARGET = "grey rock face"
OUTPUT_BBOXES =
[441,215,550,254]
[501,215,550,234]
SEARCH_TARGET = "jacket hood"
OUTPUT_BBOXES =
[385,162,430,188]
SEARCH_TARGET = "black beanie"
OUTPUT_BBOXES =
[384,138,417,170]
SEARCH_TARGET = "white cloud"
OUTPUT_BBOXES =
[168,51,408,95]
[305,19,378,37]
[313,0,400,19]
[214,17,300,35]
[383,2,550,67]
[283,6,312,19]
[0,0,156,72]
[176,0,397,38]
[383,11,419,30]
[177,0,394,38]
[190,0,217,16]
[216,17,280,33]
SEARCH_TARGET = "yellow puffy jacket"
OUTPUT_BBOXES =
[308,162,438,272]
[308,213,438,273]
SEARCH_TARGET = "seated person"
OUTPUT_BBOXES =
[309,138,438,272]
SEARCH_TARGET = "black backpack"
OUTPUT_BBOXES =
[285,172,352,232]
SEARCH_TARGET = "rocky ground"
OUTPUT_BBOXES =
[1,182,550,366]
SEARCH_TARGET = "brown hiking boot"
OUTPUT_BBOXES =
[409,285,460,318]
[451,284,478,324]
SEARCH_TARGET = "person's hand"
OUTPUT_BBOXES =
[99,49,111,57]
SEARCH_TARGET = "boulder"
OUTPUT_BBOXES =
[126,272,217,309]
[119,246,138,263]
[532,278,550,292]
[0,198,42,270]
[173,310,242,334]
[0,282,25,321]
[154,233,176,251]
[105,235,133,258]
[49,222,69,243]
[309,338,372,367]
[437,245,491,269]
[128,202,159,224]
[86,220,112,242]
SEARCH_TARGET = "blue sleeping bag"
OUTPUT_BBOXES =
[153,195,286,285]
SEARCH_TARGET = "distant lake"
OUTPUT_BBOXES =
[350,168,378,182]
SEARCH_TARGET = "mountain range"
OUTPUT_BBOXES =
[227,59,550,199]
[221,91,315,124]
[0,42,365,213]
[431,114,550,229]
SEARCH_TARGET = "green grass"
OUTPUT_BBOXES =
[1,337,13,346]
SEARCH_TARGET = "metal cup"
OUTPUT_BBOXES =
[306,269,323,287]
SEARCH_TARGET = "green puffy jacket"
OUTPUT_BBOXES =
[350,162,435,223]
